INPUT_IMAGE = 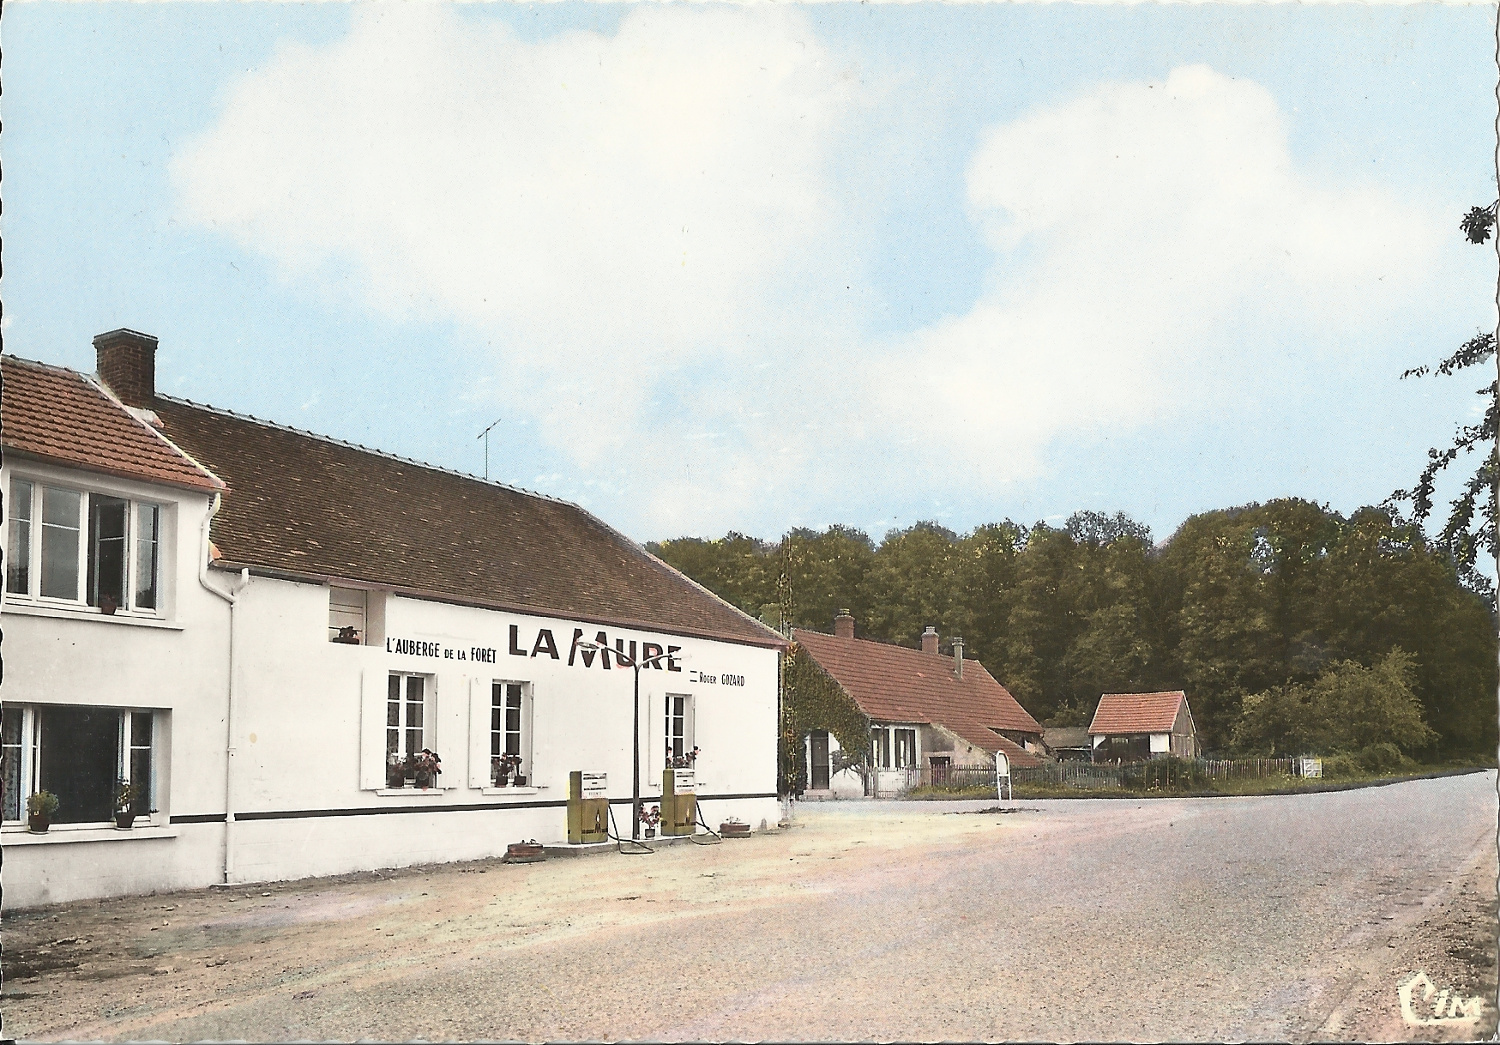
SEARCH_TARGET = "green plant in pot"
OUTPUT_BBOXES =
[114,779,141,829]
[407,748,442,789]
[27,790,59,833]
[492,752,522,787]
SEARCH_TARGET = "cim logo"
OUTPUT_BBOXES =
[1397,971,1485,1027]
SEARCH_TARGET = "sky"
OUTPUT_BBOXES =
[2,2,1496,547]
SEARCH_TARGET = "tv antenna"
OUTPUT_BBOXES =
[477,417,503,480]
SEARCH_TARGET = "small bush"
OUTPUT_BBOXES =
[1322,753,1361,778]
[1356,741,1407,773]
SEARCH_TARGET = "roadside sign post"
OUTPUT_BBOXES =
[995,751,1011,804]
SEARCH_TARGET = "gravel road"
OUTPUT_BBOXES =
[5,771,1496,1042]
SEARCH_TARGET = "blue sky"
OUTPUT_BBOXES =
[3,2,1495,546]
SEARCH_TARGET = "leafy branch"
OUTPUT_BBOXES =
[1387,200,1499,601]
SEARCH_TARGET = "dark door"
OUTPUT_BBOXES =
[810,730,830,790]
[930,755,950,786]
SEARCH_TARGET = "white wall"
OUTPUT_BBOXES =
[222,579,781,881]
[1,458,781,905]
[1,459,230,909]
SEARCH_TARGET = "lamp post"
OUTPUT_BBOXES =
[575,642,684,840]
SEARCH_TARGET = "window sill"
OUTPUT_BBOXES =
[0,601,182,630]
[2,823,178,846]
[376,787,455,797]
[480,786,544,797]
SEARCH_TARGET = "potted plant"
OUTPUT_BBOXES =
[408,749,442,790]
[99,594,119,616]
[639,804,661,840]
[27,791,59,833]
[114,779,140,829]
[386,752,406,789]
[492,752,522,787]
[668,746,700,770]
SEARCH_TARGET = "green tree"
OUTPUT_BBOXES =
[649,532,775,615]
[1234,650,1436,757]
[861,522,963,648]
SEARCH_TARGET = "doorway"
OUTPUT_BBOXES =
[809,730,830,790]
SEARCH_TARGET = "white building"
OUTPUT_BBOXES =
[2,331,784,909]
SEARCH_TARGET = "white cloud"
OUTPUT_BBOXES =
[176,25,1448,536]
[173,4,851,459]
[860,64,1445,490]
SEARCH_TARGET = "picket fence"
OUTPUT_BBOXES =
[905,756,1301,794]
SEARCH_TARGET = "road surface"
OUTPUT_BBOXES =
[4,771,1496,1041]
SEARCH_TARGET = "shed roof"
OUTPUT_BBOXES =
[793,628,1042,765]
[1088,691,1190,736]
[152,397,784,648]
[1043,726,1092,749]
[1,356,221,493]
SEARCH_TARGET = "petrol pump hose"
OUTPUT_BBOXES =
[606,803,655,855]
[689,802,722,845]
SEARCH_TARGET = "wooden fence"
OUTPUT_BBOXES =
[905,756,1300,794]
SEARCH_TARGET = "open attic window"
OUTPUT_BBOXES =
[329,586,385,646]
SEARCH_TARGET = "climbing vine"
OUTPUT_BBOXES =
[779,641,871,797]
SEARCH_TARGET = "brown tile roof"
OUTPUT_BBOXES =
[991,734,1042,770]
[793,628,1043,763]
[1088,691,1189,735]
[153,397,784,648]
[1,356,221,492]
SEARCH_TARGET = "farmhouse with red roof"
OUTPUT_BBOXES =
[793,611,1042,797]
[1087,690,1199,762]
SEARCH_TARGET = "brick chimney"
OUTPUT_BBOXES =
[833,609,855,640]
[921,625,938,656]
[94,329,158,409]
[953,636,964,679]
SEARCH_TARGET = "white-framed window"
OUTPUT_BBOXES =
[664,693,694,767]
[893,728,918,768]
[329,587,367,644]
[490,681,533,783]
[869,726,918,769]
[5,478,163,614]
[386,673,429,769]
[2,705,157,824]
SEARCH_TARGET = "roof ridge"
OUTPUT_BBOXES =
[2,352,93,377]
[793,627,963,661]
[156,393,568,506]
[82,374,225,491]
[616,535,787,647]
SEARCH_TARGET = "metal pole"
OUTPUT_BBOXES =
[632,663,641,840]
[477,418,502,481]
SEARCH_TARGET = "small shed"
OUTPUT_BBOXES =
[1088,691,1199,762]
[1042,726,1092,762]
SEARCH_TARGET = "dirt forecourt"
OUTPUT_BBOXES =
[3,771,1496,1042]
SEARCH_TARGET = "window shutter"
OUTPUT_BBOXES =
[359,669,386,791]
[430,679,455,789]
[469,678,490,789]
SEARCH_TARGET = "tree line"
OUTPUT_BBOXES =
[650,500,1498,760]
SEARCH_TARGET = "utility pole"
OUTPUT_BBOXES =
[476,418,502,480]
